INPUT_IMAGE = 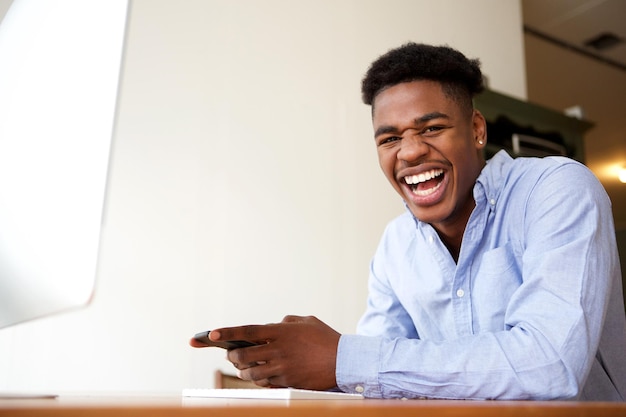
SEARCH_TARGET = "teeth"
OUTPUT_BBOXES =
[404,169,443,185]
[413,180,442,196]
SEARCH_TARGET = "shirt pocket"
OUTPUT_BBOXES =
[478,243,519,276]
[472,242,521,332]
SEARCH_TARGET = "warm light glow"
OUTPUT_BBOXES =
[619,168,626,184]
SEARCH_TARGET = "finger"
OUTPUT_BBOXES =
[231,360,263,371]
[189,338,207,348]
[252,374,287,388]
[237,363,284,387]
[256,380,271,388]
[265,376,286,388]
[211,324,276,344]
[281,315,305,323]
[252,378,274,388]
[227,344,269,367]
[237,371,274,388]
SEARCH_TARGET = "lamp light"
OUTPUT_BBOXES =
[619,167,626,184]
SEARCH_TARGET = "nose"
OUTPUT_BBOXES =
[397,134,428,163]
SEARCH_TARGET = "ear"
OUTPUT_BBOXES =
[472,109,487,150]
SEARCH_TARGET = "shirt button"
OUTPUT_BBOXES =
[489,198,496,205]
[456,289,465,298]
[428,235,434,244]
[355,385,364,394]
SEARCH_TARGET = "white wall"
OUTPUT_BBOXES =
[0,0,525,393]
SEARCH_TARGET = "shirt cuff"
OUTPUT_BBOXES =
[336,334,383,397]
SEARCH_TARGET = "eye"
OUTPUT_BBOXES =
[378,136,401,146]
[422,125,446,136]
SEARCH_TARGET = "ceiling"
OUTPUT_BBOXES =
[522,0,626,71]
[522,0,626,230]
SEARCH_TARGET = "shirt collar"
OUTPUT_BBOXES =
[474,150,513,214]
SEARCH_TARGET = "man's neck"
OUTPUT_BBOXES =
[437,228,464,263]
[431,200,476,263]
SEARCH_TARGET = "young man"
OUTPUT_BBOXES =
[196,43,626,401]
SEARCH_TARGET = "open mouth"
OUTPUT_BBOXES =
[404,169,445,197]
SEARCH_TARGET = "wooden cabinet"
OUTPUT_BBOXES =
[474,89,593,163]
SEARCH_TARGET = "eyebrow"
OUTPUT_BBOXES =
[374,111,450,138]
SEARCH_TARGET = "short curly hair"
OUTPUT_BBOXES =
[361,43,484,114]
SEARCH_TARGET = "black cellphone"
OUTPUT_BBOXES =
[192,330,258,350]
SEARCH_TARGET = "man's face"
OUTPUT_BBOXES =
[372,80,486,231]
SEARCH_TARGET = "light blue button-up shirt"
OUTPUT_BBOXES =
[336,151,626,400]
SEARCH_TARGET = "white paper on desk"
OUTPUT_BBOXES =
[182,388,363,400]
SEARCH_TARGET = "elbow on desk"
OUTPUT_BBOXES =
[508,361,582,401]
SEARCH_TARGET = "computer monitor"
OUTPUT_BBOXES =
[0,0,129,329]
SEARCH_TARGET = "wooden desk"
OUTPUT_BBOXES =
[1,394,625,417]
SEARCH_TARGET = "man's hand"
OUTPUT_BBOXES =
[209,315,340,390]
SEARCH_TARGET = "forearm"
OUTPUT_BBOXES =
[336,330,581,400]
